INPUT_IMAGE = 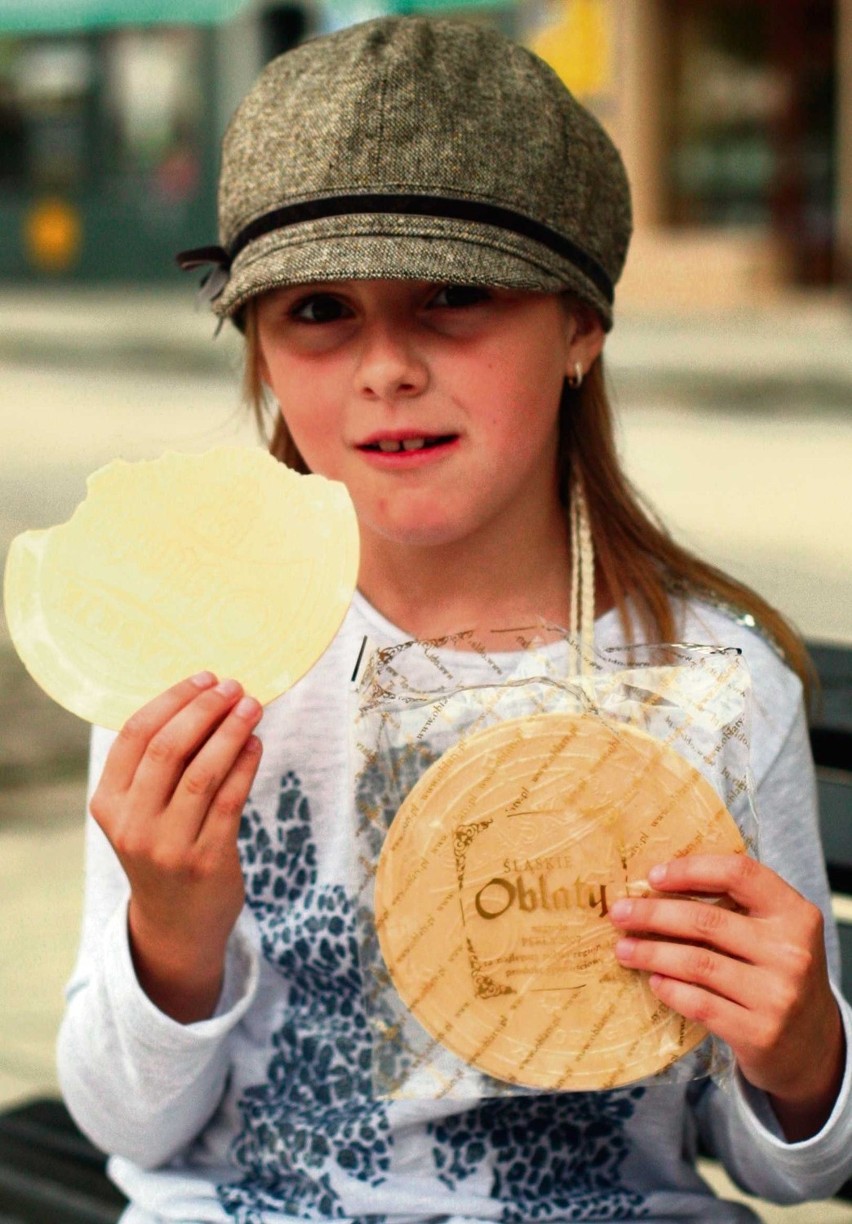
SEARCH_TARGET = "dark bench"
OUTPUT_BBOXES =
[0,1098,125,1223]
[1,640,850,1222]
[809,643,852,991]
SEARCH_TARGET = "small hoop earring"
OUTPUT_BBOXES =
[567,362,584,389]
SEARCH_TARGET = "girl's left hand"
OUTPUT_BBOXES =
[610,854,846,1141]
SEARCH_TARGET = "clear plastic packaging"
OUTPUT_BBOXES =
[351,626,759,1101]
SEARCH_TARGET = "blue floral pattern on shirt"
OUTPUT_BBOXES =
[427,1089,649,1221]
[217,771,391,1222]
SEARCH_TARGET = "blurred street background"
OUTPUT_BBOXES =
[1,1,851,1219]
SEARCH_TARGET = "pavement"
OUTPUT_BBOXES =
[1,284,851,1220]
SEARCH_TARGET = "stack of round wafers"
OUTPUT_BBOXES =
[375,711,744,1091]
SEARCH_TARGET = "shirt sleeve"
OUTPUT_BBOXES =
[56,725,261,1169]
[693,684,852,1202]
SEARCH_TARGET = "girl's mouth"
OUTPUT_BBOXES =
[358,434,458,455]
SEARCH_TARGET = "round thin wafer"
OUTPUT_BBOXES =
[3,447,359,728]
[374,710,745,1091]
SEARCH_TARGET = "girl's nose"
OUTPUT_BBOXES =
[355,320,429,403]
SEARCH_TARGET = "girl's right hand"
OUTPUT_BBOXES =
[89,672,264,1024]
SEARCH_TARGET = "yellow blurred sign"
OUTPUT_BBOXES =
[24,198,82,272]
[528,0,614,98]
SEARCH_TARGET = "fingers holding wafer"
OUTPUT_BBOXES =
[170,693,264,843]
[94,671,220,801]
[90,678,264,1023]
[196,732,264,855]
[610,852,844,1136]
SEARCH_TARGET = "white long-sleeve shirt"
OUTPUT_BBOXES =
[58,593,852,1223]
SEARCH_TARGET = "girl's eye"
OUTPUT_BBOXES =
[430,284,491,310]
[290,294,349,323]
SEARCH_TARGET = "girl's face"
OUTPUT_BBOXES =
[255,279,603,555]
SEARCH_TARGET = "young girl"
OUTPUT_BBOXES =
[58,16,851,1223]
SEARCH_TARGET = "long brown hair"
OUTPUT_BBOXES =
[242,299,813,696]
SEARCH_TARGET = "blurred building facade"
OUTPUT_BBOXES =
[0,0,850,310]
[546,0,852,310]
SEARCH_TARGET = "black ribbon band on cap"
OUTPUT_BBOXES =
[177,193,614,305]
[176,245,230,272]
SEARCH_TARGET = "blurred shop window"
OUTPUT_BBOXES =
[103,28,203,205]
[0,38,95,190]
[665,0,837,284]
[666,2,785,227]
[0,28,206,207]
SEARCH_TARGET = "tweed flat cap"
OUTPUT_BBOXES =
[178,16,632,328]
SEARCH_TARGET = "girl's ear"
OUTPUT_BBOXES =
[563,301,606,376]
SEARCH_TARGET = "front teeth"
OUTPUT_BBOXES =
[376,438,426,452]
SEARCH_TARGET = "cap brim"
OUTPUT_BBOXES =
[213,213,614,328]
